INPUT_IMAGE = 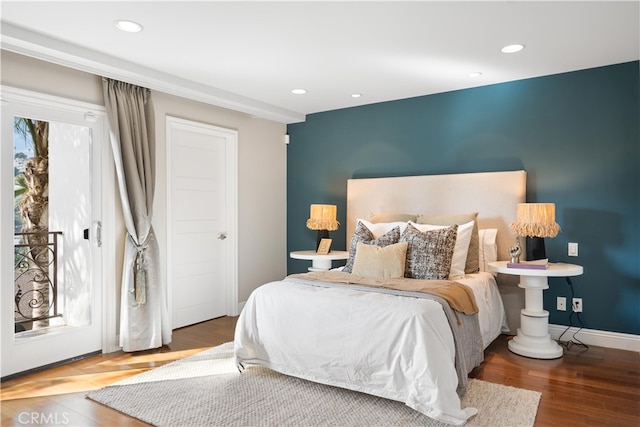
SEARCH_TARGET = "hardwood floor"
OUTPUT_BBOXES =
[1,317,236,427]
[2,316,638,426]
[471,335,639,426]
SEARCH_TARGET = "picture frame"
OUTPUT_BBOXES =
[316,238,332,255]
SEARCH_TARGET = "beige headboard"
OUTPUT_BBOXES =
[346,170,526,333]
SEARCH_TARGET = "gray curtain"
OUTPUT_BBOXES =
[102,78,171,351]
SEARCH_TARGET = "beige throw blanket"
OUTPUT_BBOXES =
[288,271,479,316]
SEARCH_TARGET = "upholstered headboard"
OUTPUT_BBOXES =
[346,170,526,333]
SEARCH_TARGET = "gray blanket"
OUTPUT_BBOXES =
[284,275,484,391]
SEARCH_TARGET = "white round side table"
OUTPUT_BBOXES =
[488,261,583,359]
[290,250,349,271]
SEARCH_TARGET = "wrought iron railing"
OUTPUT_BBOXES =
[14,231,63,331]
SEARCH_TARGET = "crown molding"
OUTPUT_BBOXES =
[1,22,304,124]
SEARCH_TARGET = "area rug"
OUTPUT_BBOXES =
[87,342,540,427]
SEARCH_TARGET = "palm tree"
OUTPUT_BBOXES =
[14,118,50,329]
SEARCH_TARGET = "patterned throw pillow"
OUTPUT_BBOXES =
[400,223,458,280]
[343,221,401,273]
[417,212,479,274]
[409,220,474,280]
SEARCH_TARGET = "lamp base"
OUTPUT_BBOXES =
[316,229,330,252]
[526,237,547,260]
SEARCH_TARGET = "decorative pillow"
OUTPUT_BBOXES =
[400,223,457,280]
[357,218,409,237]
[478,228,498,273]
[352,241,408,279]
[343,221,401,273]
[417,212,479,274]
[370,212,418,223]
[410,220,474,280]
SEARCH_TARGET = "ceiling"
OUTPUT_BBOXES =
[1,1,638,123]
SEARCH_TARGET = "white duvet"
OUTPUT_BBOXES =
[234,272,507,425]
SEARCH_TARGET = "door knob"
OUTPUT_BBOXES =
[217,232,227,240]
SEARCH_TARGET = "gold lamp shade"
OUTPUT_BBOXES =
[306,204,339,252]
[511,203,561,260]
[511,203,561,238]
[306,204,339,231]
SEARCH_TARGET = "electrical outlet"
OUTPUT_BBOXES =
[557,297,567,311]
[568,242,579,257]
[572,297,583,312]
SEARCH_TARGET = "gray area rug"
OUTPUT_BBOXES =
[87,342,540,426]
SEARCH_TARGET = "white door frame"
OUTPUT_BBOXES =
[0,86,117,377]
[166,116,238,326]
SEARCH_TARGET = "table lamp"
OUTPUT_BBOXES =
[306,204,339,252]
[510,203,561,260]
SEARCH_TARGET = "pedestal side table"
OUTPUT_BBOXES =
[488,261,583,359]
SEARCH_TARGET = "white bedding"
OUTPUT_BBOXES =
[457,272,509,349]
[234,272,506,425]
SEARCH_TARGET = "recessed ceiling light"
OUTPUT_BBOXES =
[501,44,525,54]
[291,89,307,95]
[114,20,143,33]
[468,72,483,78]
[351,93,362,98]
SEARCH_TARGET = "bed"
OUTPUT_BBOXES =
[234,170,526,425]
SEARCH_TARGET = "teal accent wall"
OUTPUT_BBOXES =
[287,61,639,336]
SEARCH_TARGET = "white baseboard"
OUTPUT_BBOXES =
[549,324,640,352]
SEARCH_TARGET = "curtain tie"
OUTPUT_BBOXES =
[130,234,150,305]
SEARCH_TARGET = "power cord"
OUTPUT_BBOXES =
[557,277,589,351]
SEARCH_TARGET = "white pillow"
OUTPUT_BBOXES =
[478,228,498,272]
[409,220,474,280]
[357,218,409,238]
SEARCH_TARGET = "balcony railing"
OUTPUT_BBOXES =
[14,231,63,332]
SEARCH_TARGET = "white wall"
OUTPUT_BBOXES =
[1,51,287,326]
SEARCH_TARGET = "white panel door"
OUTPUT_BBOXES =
[167,117,237,329]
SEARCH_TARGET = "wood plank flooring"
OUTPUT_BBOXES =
[2,316,638,426]
[472,336,639,426]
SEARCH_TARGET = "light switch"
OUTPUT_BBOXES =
[568,242,578,257]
